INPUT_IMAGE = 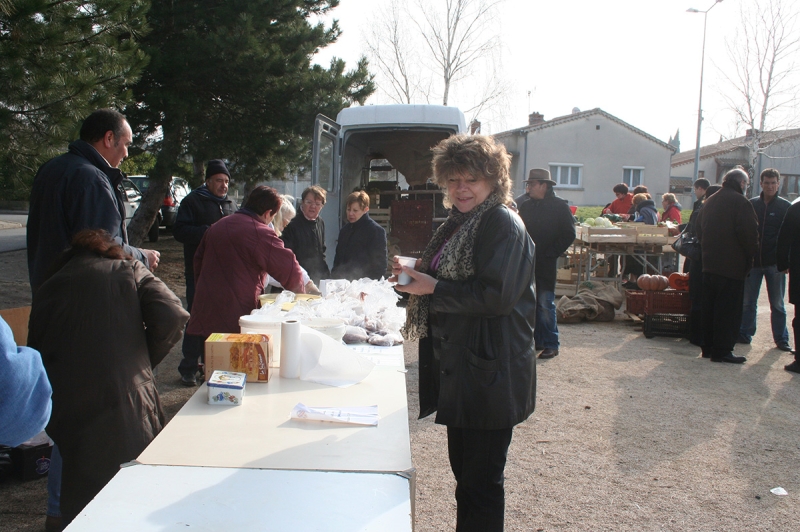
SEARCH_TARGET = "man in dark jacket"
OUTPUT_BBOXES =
[332,190,387,280]
[27,108,158,294]
[172,159,238,311]
[695,168,759,363]
[692,177,710,216]
[738,168,791,350]
[518,168,576,359]
[281,185,330,284]
[776,198,800,372]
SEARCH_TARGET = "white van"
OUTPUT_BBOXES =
[311,104,467,267]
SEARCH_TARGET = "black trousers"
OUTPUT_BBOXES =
[688,257,704,346]
[701,272,745,358]
[793,308,799,360]
[178,333,205,378]
[447,426,513,532]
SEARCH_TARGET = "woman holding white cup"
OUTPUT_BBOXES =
[390,134,537,531]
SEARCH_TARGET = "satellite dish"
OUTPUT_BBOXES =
[572,107,581,114]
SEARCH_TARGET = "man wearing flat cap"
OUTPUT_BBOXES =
[173,159,238,386]
[518,168,576,359]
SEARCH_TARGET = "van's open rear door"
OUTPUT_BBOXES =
[311,114,341,270]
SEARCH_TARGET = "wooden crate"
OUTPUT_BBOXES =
[635,226,669,244]
[577,226,637,243]
[370,208,390,233]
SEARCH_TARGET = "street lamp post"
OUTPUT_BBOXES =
[688,0,724,183]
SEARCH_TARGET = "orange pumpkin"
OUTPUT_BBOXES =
[669,272,690,291]
[639,274,669,290]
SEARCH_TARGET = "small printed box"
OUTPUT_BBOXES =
[10,442,52,481]
[205,333,273,383]
[207,370,247,406]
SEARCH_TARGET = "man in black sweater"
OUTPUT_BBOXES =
[173,159,238,311]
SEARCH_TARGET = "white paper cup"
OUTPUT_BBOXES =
[397,256,416,285]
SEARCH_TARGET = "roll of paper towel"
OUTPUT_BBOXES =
[280,319,301,379]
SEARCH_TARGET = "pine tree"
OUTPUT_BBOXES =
[0,0,149,200]
[125,0,374,244]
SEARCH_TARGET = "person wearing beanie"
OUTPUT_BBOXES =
[173,159,238,386]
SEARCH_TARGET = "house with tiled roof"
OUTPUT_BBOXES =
[671,128,800,200]
[494,108,676,206]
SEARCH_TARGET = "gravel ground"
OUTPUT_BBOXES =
[1,234,798,531]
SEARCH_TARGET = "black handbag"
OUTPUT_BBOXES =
[672,225,701,262]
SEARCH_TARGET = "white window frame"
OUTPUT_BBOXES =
[623,166,644,188]
[549,163,583,188]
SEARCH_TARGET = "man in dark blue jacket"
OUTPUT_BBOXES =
[26,108,159,531]
[27,108,158,294]
[332,191,387,280]
[518,168,576,359]
[738,168,792,350]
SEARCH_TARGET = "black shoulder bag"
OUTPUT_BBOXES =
[671,224,701,262]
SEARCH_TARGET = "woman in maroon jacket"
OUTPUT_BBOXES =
[179,186,305,385]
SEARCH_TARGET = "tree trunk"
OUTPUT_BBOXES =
[127,123,183,246]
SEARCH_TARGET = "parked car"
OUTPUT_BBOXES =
[120,178,166,243]
[121,177,142,226]
[127,175,191,230]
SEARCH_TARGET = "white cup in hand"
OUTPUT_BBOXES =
[396,256,416,285]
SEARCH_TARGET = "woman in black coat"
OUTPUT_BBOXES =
[777,199,800,372]
[331,190,387,280]
[393,134,536,531]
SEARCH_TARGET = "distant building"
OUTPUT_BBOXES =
[671,128,800,200]
[494,108,676,206]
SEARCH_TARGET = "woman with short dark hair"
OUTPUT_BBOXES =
[331,190,388,280]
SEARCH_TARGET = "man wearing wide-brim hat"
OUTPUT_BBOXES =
[518,168,576,359]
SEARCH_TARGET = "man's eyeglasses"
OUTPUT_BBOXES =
[303,200,323,207]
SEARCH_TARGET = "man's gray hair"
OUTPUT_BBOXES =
[722,168,749,188]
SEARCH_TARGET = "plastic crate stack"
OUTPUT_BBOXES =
[625,290,691,339]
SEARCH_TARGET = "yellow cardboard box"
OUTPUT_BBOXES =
[204,333,273,383]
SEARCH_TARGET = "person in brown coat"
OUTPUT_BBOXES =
[28,230,189,526]
[694,168,759,363]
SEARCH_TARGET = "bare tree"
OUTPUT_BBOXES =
[364,0,427,104]
[364,0,508,126]
[719,0,800,173]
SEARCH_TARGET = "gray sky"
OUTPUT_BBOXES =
[313,0,797,153]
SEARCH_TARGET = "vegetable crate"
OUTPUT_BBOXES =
[625,290,691,315]
[625,290,691,339]
[576,226,637,243]
[643,314,689,339]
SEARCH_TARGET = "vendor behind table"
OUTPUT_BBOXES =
[179,186,305,387]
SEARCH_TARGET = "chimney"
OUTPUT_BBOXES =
[745,128,759,138]
[469,119,481,134]
[528,112,545,126]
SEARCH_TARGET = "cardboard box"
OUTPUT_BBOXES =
[205,333,273,383]
[10,442,52,481]
[207,370,246,406]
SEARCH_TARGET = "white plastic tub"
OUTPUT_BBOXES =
[239,315,282,366]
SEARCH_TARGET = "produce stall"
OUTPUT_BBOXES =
[556,220,678,296]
